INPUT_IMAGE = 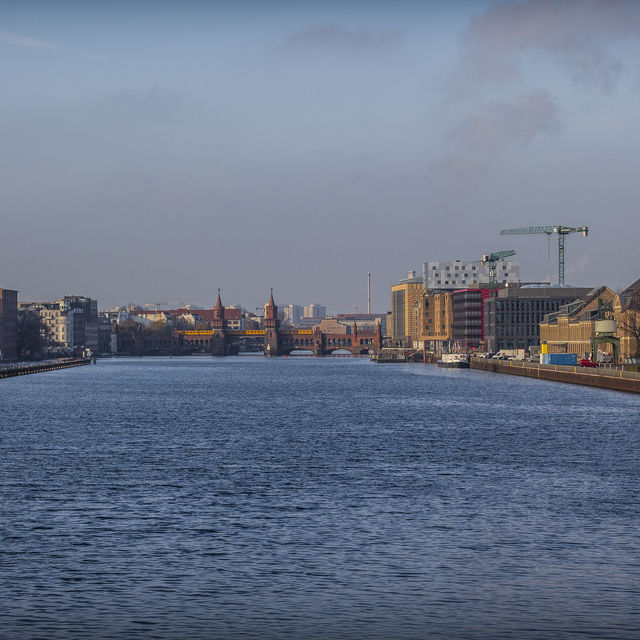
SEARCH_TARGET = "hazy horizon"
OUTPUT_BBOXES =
[2,0,639,313]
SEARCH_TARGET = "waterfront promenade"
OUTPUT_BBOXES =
[470,357,640,394]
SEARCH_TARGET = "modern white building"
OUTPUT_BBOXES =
[423,259,520,289]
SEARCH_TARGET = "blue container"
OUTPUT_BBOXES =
[541,353,577,366]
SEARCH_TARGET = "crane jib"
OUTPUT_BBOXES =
[498,225,588,285]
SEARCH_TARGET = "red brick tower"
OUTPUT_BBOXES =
[264,288,281,357]
[211,288,227,356]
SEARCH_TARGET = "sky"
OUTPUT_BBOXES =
[1,0,639,312]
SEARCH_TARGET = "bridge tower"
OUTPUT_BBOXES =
[211,289,228,356]
[264,289,281,357]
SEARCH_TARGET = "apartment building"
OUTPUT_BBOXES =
[20,295,98,353]
[423,259,519,289]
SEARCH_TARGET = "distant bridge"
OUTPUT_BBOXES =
[178,325,380,357]
[116,291,382,357]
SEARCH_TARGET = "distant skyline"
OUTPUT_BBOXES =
[2,0,639,312]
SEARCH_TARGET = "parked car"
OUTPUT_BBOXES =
[579,358,598,368]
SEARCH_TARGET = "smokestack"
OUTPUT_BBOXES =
[367,272,371,314]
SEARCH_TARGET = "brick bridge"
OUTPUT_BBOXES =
[177,291,382,357]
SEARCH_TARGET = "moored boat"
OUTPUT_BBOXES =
[437,353,470,368]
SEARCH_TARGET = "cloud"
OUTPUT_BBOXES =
[282,23,403,54]
[431,91,558,185]
[0,30,60,50]
[447,90,558,152]
[459,0,640,91]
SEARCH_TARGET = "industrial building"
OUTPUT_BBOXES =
[540,279,640,361]
[484,284,592,353]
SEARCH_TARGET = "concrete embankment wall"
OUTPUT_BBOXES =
[470,358,640,394]
[0,358,91,379]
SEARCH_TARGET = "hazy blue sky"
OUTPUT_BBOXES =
[1,0,639,312]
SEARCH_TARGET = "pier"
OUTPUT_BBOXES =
[0,358,91,379]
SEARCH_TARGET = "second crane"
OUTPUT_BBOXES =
[499,225,588,285]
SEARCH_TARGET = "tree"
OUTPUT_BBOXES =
[617,309,640,358]
[17,311,44,359]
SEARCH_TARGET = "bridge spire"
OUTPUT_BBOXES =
[264,288,278,322]
[213,288,224,321]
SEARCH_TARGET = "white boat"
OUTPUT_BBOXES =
[437,353,470,368]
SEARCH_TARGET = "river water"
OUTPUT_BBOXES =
[1,357,639,639]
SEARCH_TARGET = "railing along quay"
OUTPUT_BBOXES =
[470,357,640,394]
[0,358,92,379]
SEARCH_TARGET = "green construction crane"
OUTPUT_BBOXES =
[481,250,516,292]
[499,225,588,285]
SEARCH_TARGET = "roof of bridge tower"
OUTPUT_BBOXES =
[214,288,223,309]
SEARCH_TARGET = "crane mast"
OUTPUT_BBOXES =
[499,225,588,285]
[481,250,516,294]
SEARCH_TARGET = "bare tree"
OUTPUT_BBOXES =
[617,309,640,358]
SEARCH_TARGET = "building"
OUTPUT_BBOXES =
[303,303,326,319]
[615,278,640,359]
[19,295,98,354]
[65,296,98,352]
[423,259,520,289]
[389,271,424,344]
[335,313,387,334]
[484,284,592,353]
[452,288,491,351]
[159,306,244,329]
[282,304,304,326]
[296,316,326,329]
[0,288,18,361]
[540,279,640,361]
[417,289,454,353]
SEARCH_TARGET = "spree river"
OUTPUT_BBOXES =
[1,357,639,639]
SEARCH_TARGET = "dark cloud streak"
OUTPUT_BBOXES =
[281,22,403,54]
[459,0,640,91]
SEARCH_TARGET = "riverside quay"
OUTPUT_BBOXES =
[117,291,382,357]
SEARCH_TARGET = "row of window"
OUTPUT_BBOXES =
[432,265,479,271]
